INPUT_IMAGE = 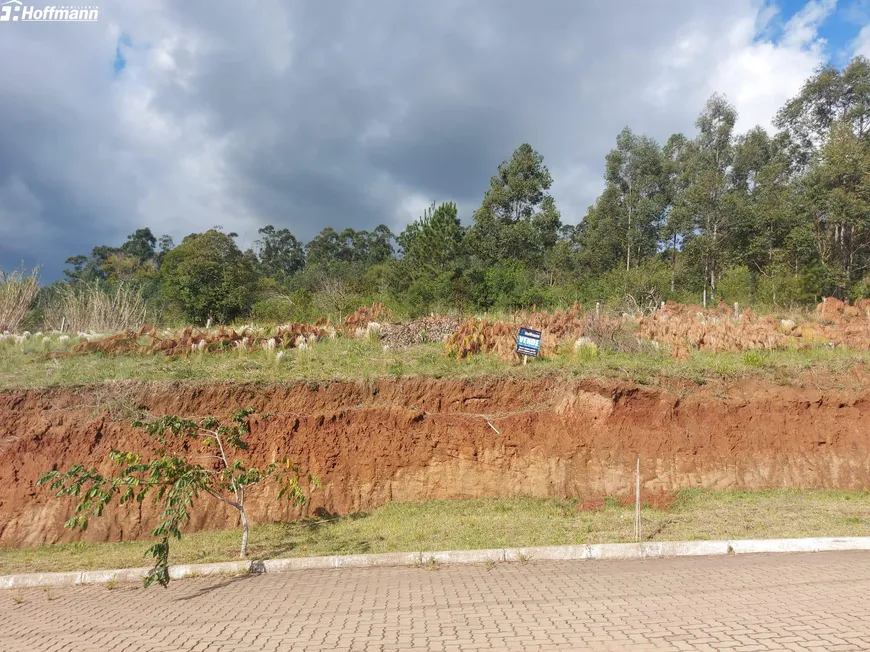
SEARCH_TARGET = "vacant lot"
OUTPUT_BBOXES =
[3,303,868,575]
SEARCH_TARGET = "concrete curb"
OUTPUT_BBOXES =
[3,537,869,590]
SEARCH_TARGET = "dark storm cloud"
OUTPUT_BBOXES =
[0,0,832,279]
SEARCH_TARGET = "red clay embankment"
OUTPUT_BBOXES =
[1,374,869,547]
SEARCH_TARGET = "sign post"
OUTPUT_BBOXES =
[515,327,542,364]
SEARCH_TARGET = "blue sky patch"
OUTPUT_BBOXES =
[113,33,132,75]
[772,0,869,65]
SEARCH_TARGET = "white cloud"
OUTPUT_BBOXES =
[551,165,606,226]
[710,20,828,132]
[647,2,829,134]
[394,194,434,228]
[781,0,837,49]
[854,24,870,57]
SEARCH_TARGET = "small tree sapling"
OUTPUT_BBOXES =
[38,407,318,587]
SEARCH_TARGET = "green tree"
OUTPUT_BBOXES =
[604,128,667,270]
[800,122,870,295]
[305,227,351,268]
[394,202,465,314]
[102,252,157,285]
[672,94,737,303]
[726,128,802,284]
[579,129,667,274]
[159,229,260,324]
[38,409,318,587]
[121,228,157,262]
[577,187,625,274]
[63,245,119,282]
[480,261,544,310]
[398,201,464,271]
[775,56,870,169]
[468,143,562,267]
[255,225,305,281]
[62,254,89,280]
[63,229,157,282]
[541,225,580,289]
[661,133,693,291]
[305,226,395,269]
[353,225,395,266]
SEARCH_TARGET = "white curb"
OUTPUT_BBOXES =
[727,537,870,554]
[2,537,869,590]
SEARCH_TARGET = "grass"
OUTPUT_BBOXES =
[1,334,869,390]
[1,489,868,574]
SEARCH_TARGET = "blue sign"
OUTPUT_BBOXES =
[516,327,542,357]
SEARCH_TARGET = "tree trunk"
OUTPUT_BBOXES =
[711,222,718,302]
[626,181,633,272]
[238,506,249,558]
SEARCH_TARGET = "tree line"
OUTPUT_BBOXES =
[50,57,870,325]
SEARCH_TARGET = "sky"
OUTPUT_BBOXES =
[1,0,869,281]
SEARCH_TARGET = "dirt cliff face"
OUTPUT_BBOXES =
[2,373,870,548]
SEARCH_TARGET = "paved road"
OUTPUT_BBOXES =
[2,551,870,651]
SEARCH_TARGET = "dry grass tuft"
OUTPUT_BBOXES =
[0,267,40,332]
[44,281,147,333]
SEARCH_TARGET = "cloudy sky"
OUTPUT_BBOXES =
[1,0,869,280]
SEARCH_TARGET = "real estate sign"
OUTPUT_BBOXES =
[515,327,542,358]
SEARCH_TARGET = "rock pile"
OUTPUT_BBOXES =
[380,316,461,348]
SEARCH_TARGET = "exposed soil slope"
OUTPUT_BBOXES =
[2,373,869,547]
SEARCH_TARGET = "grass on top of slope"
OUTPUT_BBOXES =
[1,334,869,390]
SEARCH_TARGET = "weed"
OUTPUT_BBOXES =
[742,350,768,367]
[42,588,57,601]
[12,593,25,605]
[106,579,118,590]
[415,554,440,570]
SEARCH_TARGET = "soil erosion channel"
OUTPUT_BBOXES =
[2,374,869,547]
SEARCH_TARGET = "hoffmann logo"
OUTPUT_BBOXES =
[0,0,99,22]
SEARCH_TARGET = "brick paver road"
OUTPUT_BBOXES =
[2,551,870,651]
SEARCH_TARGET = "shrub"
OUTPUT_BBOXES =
[716,265,753,306]
[573,337,599,361]
[251,297,292,323]
[159,229,259,325]
[312,277,361,322]
[480,262,546,310]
